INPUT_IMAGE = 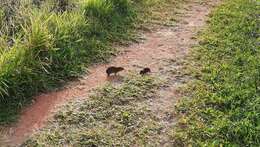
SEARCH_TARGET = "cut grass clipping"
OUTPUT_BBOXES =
[0,0,182,125]
[22,75,165,146]
[172,0,259,146]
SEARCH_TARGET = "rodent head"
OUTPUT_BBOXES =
[118,67,124,71]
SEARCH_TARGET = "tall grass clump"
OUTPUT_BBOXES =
[172,0,259,146]
[0,0,139,124]
[83,0,135,42]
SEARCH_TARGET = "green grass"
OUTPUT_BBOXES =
[172,0,259,146]
[22,75,165,146]
[0,0,134,124]
[134,0,184,26]
[0,0,184,125]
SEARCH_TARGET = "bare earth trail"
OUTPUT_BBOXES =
[3,0,219,146]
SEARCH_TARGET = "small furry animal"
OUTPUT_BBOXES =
[106,66,124,76]
[140,68,151,75]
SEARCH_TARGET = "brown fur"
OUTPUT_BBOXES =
[106,66,124,76]
[140,68,151,75]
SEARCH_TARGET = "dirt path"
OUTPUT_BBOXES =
[3,0,219,146]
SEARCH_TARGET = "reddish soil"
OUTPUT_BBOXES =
[2,0,219,146]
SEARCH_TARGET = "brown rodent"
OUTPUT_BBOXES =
[140,68,151,75]
[106,66,124,76]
